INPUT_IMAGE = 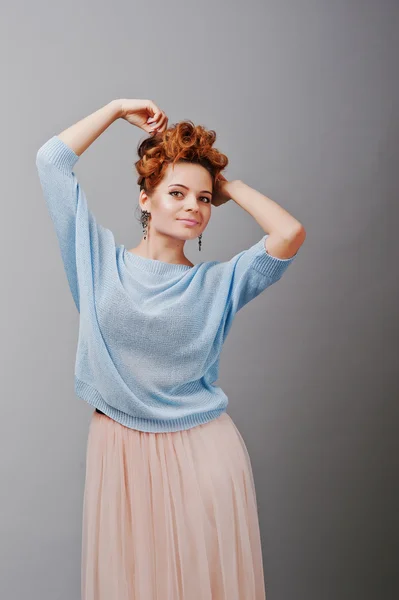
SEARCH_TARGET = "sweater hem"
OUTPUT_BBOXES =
[36,135,80,173]
[74,376,228,433]
[251,234,298,279]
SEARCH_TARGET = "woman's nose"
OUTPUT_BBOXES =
[184,197,201,209]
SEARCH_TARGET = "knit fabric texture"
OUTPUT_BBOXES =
[36,135,299,432]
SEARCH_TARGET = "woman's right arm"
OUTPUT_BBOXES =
[35,100,124,312]
[56,99,123,156]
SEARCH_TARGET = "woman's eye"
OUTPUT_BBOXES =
[169,191,210,203]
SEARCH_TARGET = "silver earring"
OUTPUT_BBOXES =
[198,233,202,251]
[140,209,151,240]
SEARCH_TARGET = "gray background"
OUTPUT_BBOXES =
[2,0,398,598]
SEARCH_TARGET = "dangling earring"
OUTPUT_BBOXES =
[140,209,151,240]
[198,233,202,251]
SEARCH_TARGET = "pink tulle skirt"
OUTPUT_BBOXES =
[81,409,266,600]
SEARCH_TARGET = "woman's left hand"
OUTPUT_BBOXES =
[212,174,235,207]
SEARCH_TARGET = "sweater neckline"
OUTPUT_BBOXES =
[122,245,199,275]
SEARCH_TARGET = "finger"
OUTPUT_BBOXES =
[150,113,168,134]
[148,122,161,135]
[148,101,162,121]
[147,112,162,131]
[161,115,169,131]
[147,113,162,131]
[147,115,159,127]
[147,113,159,124]
[155,114,168,132]
[148,115,161,130]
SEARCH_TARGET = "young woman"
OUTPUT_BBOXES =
[36,98,306,600]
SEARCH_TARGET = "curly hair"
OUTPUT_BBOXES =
[134,120,229,200]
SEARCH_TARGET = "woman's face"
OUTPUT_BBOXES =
[140,162,213,240]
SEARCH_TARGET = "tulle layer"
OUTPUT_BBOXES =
[81,409,266,600]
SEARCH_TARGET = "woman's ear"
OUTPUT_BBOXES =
[139,188,151,211]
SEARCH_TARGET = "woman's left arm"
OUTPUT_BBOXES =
[224,179,306,259]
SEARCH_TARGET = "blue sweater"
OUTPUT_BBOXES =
[36,135,299,432]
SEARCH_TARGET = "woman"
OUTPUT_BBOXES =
[36,98,306,600]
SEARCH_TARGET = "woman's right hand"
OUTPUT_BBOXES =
[117,98,169,135]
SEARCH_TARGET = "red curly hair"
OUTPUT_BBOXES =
[134,120,229,197]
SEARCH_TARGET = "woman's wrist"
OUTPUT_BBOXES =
[224,179,242,199]
[109,99,124,119]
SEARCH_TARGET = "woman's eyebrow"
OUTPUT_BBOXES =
[168,183,212,195]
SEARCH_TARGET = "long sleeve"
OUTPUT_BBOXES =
[225,233,299,314]
[35,135,115,313]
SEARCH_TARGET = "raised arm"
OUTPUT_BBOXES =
[35,100,124,312]
[36,98,169,312]
[223,178,306,258]
[215,180,306,316]
[55,99,123,156]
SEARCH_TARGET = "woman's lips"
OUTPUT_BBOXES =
[178,219,199,226]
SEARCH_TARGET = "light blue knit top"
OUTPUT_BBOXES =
[36,135,299,432]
